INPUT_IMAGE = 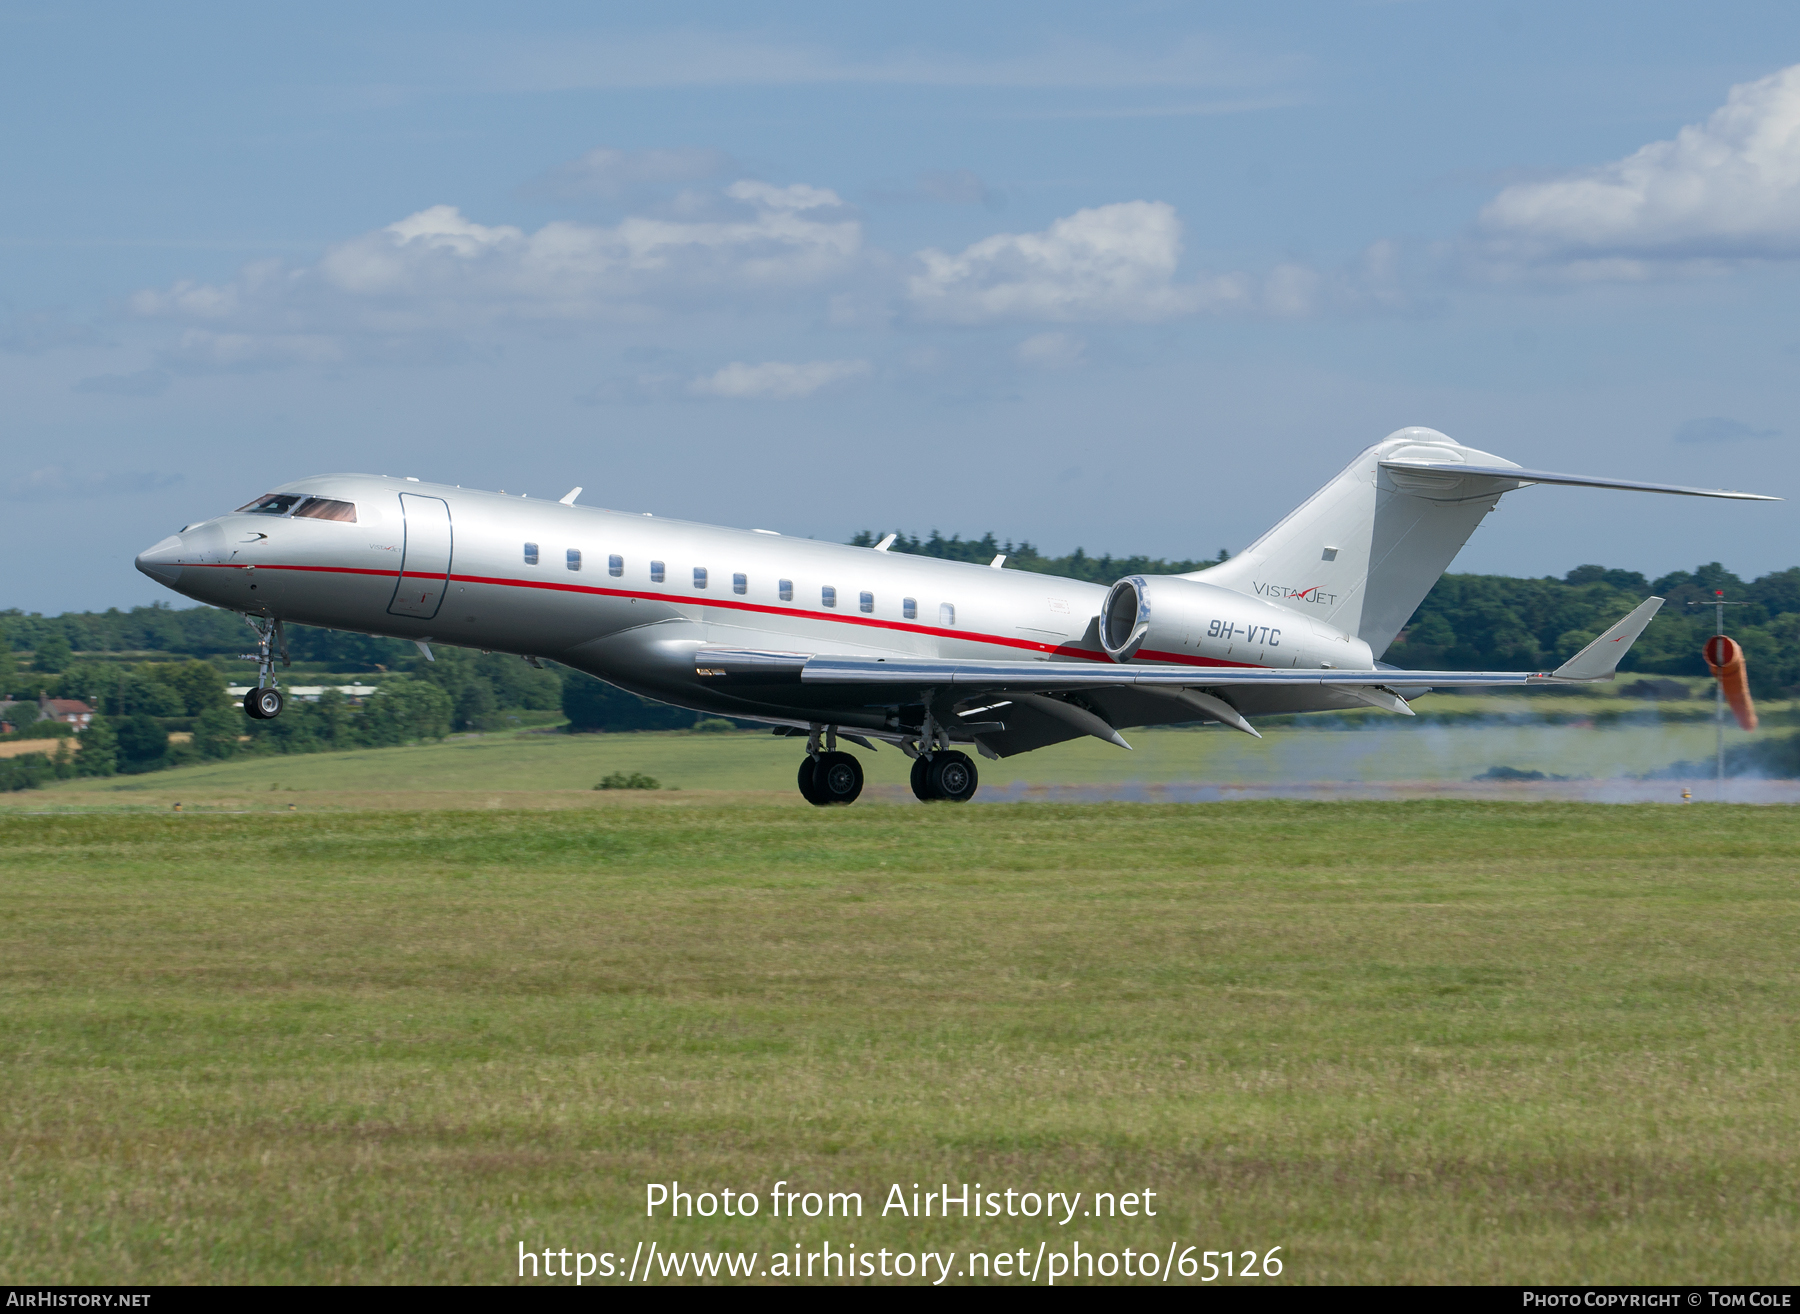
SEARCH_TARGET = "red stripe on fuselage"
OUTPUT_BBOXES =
[185,561,1264,670]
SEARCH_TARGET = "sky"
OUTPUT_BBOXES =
[5,0,1800,613]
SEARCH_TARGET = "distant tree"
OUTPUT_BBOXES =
[75,716,118,777]
[251,700,323,754]
[359,678,453,745]
[121,675,185,718]
[192,705,242,760]
[114,712,169,771]
[402,647,565,730]
[32,632,71,673]
[1564,564,1649,591]
[311,687,357,748]
[0,752,54,792]
[561,671,696,732]
[144,660,228,715]
[850,529,1215,583]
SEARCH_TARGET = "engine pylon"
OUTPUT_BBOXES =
[1703,635,1758,732]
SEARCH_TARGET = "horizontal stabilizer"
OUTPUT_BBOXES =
[1380,461,1780,501]
[1551,597,1665,682]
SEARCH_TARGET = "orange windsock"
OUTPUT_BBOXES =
[1703,635,1759,732]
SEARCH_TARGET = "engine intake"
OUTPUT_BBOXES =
[1098,573,1374,670]
[1101,576,1152,661]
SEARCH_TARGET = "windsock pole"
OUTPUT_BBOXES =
[1691,592,1756,798]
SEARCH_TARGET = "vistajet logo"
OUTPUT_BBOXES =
[1252,582,1339,607]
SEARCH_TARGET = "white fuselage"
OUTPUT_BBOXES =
[136,473,1376,732]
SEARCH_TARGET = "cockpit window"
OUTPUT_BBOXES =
[235,493,304,516]
[292,498,357,523]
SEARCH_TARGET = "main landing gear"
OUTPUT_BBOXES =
[906,699,979,802]
[240,615,289,720]
[796,726,865,806]
[789,716,982,806]
[799,751,864,806]
[910,751,979,803]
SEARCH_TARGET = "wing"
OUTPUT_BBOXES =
[696,598,1666,758]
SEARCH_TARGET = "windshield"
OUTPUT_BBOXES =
[235,494,305,516]
[292,498,357,523]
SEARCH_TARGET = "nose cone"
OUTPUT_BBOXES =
[136,534,185,586]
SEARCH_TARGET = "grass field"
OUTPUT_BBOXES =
[3,801,1797,1284]
[1,704,1770,811]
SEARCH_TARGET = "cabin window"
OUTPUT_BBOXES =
[733,573,747,595]
[903,597,917,620]
[523,542,539,566]
[608,554,622,577]
[235,493,304,516]
[822,586,837,608]
[693,567,708,590]
[940,602,955,626]
[651,561,665,583]
[293,498,357,523]
[566,548,581,571]
[859,591,874,613]
[779,579,793,602]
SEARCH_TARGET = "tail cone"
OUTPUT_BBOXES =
[1703,635,1758,732]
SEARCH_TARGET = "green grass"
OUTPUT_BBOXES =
[10,708,1769,808]
[2,802,1797,1283]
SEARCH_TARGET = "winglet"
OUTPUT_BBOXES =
[1551,597,1664,681]
[560,487,582,505]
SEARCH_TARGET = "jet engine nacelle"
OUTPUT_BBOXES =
[1099,574,1375,671]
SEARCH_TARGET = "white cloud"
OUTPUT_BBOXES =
[127,181,865,361]
[164,329,344,370]
[527,146,735,201]
[688,359,871,400]
[1015,332,1086,369]
[909,201,1252,323]
[119,162,1403,379]
[1479,64,1800,272]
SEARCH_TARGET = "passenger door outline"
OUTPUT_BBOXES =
[387,493,453,620]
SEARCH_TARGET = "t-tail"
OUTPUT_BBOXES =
[1191,426,1776,658]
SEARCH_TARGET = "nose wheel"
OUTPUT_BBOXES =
[910,750,978,802]
[244,685,285,720]
[799,751,864,806]
[239,614,289,719]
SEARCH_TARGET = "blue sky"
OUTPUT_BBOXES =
[4,1,1799,612]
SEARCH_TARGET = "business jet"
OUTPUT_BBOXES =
[134,427,1774,805]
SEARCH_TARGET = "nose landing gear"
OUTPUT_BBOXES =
[244,685,285,720]
[239,615,289,719]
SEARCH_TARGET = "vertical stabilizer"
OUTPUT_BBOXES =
[1192,428,1527,657]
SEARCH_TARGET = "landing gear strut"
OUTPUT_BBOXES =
[240,615,288,719]
[797,726,865,806]
[910,750,978,803]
